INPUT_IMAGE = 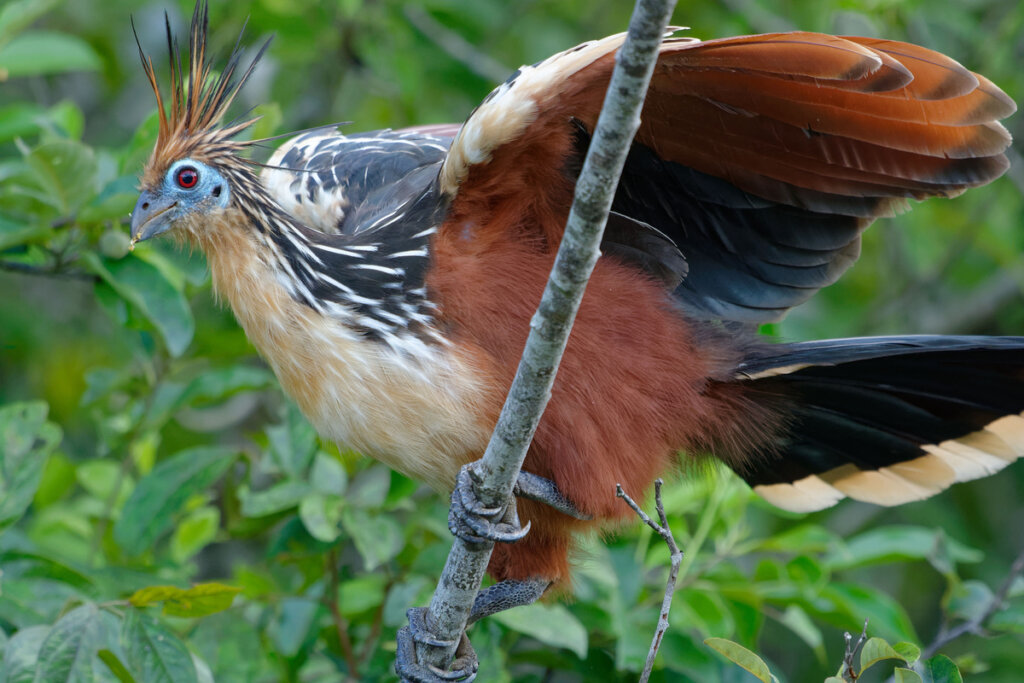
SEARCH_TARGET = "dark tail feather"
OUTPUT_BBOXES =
[733,335,1024,512]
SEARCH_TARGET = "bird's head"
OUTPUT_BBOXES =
[130,2,268,248]
[132,158,233,244]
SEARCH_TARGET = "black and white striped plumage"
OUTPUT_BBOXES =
[256,129,455,350]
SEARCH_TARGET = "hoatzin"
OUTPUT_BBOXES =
[131,4,1021,680]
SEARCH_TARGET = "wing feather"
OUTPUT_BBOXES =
[439,30,1014,323]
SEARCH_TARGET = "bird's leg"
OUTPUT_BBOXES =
[397,466,582,681]
[395,578,551,682]
[467,577,551,625]
[448,464,591,545]
[513,470,592,521]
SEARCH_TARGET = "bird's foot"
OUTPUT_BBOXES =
[395,579,551,681]
[448,464,530,545]
[395,607,478,683]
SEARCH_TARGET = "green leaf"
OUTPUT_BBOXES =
[0,214,51,250]
[97,650,138,683]
[989,603,1024,633]
[0,31,101,77]
[0,625,50,683]
[33,450,77,507]
[337,574,387,618]
[346,464,391,508]
[170,506,220,563]
[674,589,734,638]
[822,582,918,643]
[826,526,982,571]
[892,641,922,664]
[239,479,311,517]
[23,140,98,214]
[75,459,130,504]
[265,402,317,478]
[45,100,84,140]
[123,608,198,683]
[298,493,343,543]
[492,602,587,659]
[756,524,838,554]
[267,598,318,658]
[187,613,264,683]
[0,550,96,594]
[382,575,431,627]
[340,507,403,570]
[163,584,241,618]
[179,366,274,407]
[919,654,963,683]
[895,667,924,683]
[0,0,62,48]
[775,605,824,662]
[947,580,994,622]
[83,254,195,357]
[34,603,103,683]
[114,446,236,555]
[130,586,186,608]
[0,102,43,142]
[704,637,773,683]
[130,583,241,618]
[0,401,61,532]
[860,637,912,673]
[309,452,347,496]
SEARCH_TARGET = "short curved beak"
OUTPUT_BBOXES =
[129,191,178,249]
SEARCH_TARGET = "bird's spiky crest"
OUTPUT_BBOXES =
[134,1,270,186]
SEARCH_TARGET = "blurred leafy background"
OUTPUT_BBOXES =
[1,0,1023,681]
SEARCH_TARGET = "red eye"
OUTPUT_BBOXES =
[176,166,199,189]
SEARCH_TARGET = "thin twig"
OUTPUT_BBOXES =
[403,6,511,83]
[617,479,683,683]
[841,620,869,682]
[0,260,97,281]
[413,0,678,675]
[325,550,361,680]
[359,601,385,664]
[921,545,1024,659]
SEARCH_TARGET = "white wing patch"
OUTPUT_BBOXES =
[262,132,351,233]
[438,33,635,195]
[754,412,1024,512]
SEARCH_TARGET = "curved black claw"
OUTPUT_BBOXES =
[395,607,478,683]
[448,464,530,545]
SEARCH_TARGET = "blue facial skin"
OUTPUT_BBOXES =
[130,158,231,245]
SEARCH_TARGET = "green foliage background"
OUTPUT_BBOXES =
[1,0,1023,681]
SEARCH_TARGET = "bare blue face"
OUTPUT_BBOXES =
[130,158,231,245]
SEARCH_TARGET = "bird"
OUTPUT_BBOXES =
[130,4,1021,680]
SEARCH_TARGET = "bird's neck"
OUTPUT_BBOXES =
[193,207,493,492]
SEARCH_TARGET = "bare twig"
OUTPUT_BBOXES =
[403,6,511,83]
[326,550,361,681]
[413,0,678,675]
[841,620,869,682]
[0,260,97,281]
[617,479,683,683]
[921,545,1024,659]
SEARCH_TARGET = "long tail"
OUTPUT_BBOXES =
[730,335,1024,512]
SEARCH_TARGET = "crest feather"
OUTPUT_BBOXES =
[134,1,271,184]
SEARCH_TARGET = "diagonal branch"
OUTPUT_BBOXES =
[414,0,678,674]
[921,544,1024,660]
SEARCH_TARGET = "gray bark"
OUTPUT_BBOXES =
[415,0,679,673]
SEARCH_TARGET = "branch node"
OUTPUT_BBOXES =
[617,479,684,683]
